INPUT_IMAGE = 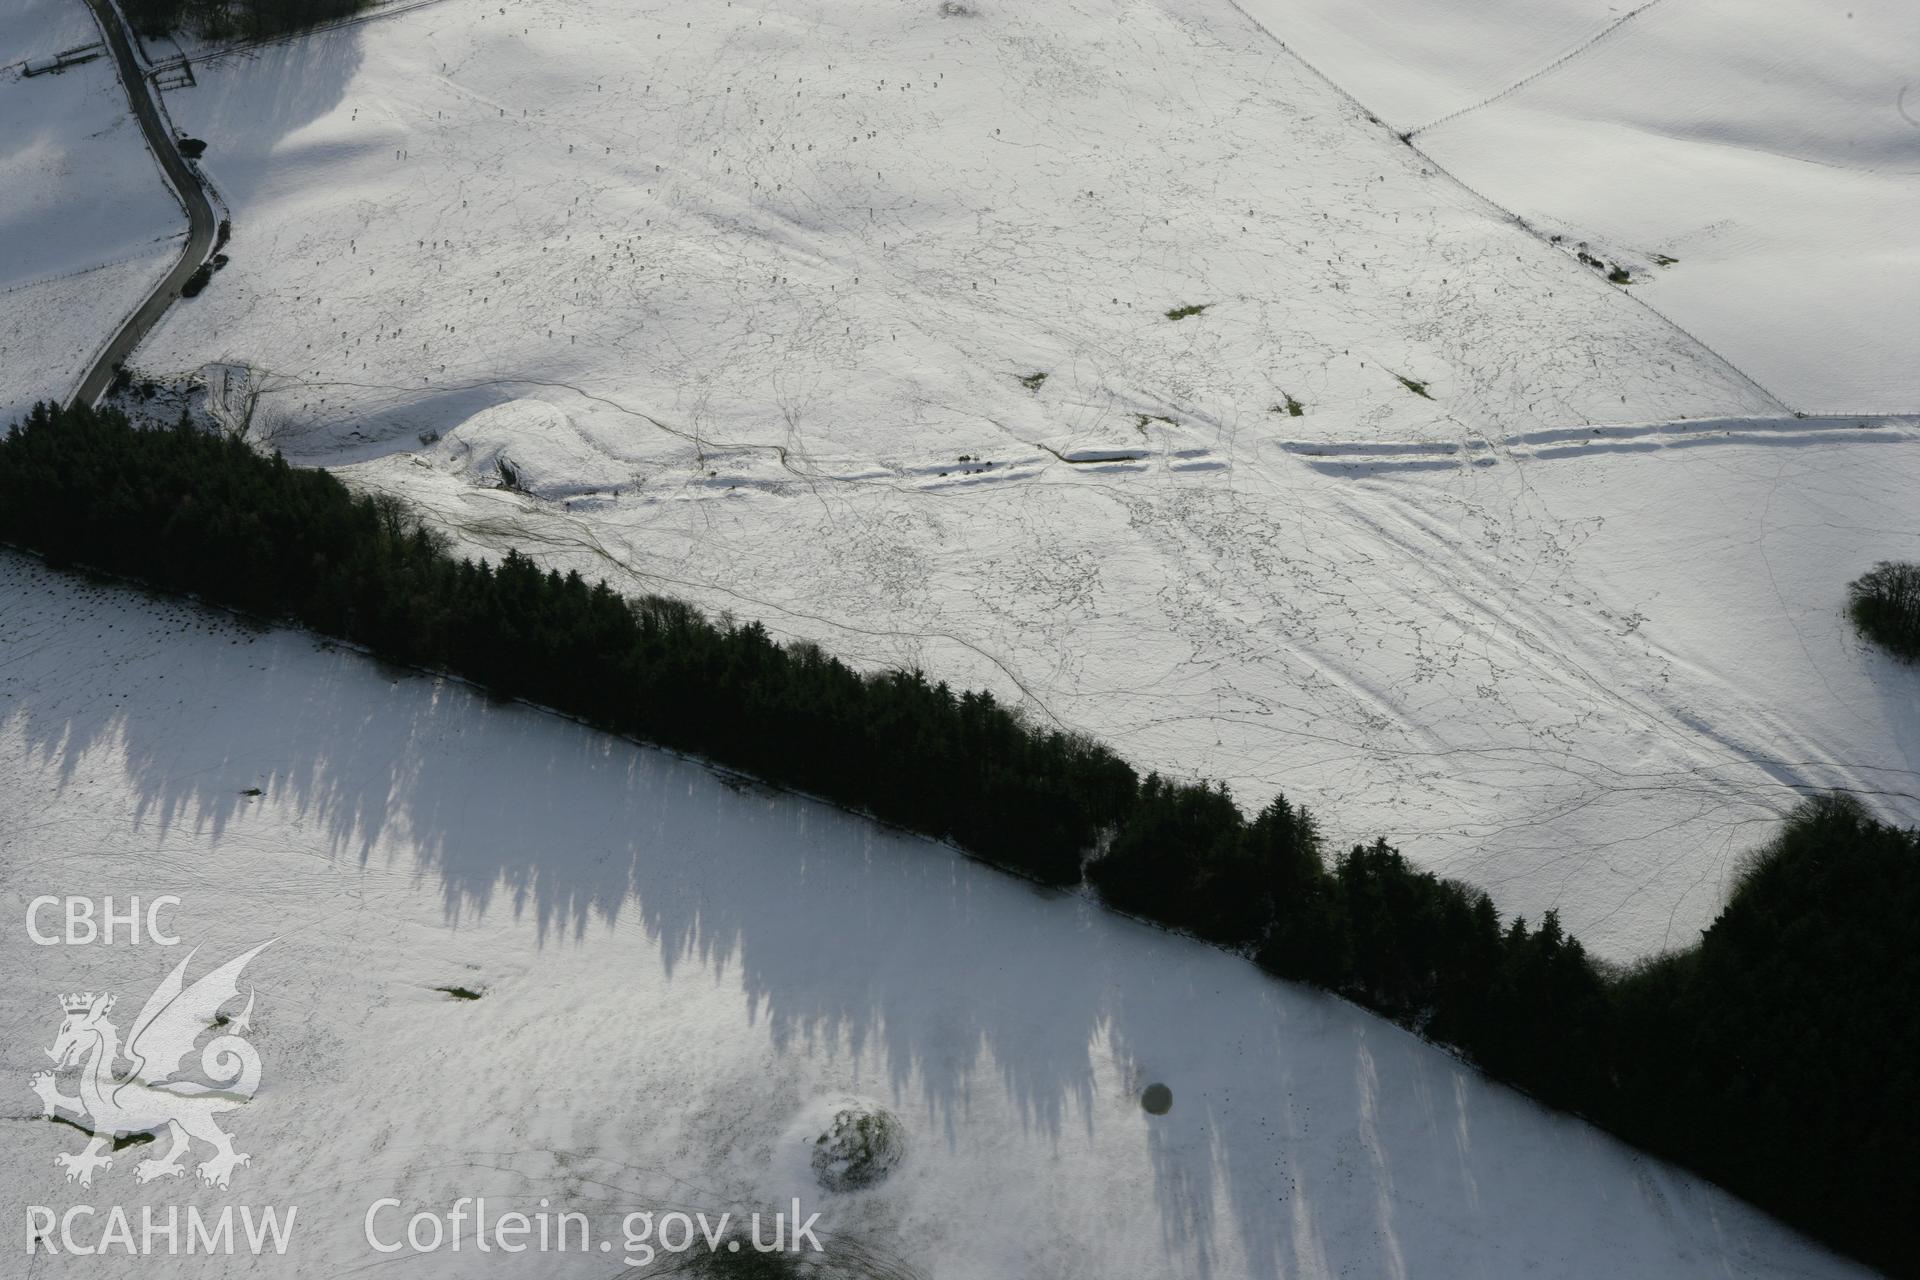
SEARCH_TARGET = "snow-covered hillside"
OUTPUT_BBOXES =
[0,554,1875,1279]
[0,0,183,420]
[137,0,1775,449]
[1238,0,1920,411]
[97,0,1919,958]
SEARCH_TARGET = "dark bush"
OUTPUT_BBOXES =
[1848,560,1920,662]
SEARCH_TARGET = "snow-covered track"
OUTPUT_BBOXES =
[1281,415,1920,475]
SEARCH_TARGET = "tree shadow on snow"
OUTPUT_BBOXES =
[0,557,1773,1280]
[168,29,367,217]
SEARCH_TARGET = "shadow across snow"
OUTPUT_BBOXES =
[164,30,366,216]
[0,555,1808,1279]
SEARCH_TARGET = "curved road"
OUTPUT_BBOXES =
[72,0,217,407]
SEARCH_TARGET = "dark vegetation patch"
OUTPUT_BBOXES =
[674,1248,809,1280]
[1164,303,1210,321]
[180,264,214,298]
[1016,371,1048,392]
[1,403,1915,1275]
[126,0,370,40]
[1575,247,1632,283]
[663,1233,907,1279]
[435,986,483,1001]
[1848,561,1920,662]
[811,1105,905,1192]
[1270,394,1305,417]
[1390,372,1430,399]
[49,1114,156,1151]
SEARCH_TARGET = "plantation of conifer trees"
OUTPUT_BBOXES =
[123,0,366,41]
[1,401,1913,1276]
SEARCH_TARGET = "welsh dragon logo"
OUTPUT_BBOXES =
[30,941,272,1189]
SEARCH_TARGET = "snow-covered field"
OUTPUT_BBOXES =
[350,407,1920,958]
[0,0,183,421]
[0,554,1875,1278]
[1238,0,1920,411]
[0,257,174,418]
[138,0,1777,447]
[86,0,1917,958]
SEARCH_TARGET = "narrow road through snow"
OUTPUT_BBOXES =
[72,0,216,407]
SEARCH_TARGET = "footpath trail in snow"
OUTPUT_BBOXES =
[0,556,1876,1279]
[108,0,1920,958]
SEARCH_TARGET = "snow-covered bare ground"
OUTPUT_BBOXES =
[350,407,1920,958]
[1237,0,1920,411]
[0,555,1874,1278]
[1,258,174,417]
[137,0,1775,447]
[0,0,183,420]
[110,0,1920,957]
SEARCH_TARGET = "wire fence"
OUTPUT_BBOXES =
[1407,0,1672,138]
[1210,0,1920,419]
[0,238,186,301]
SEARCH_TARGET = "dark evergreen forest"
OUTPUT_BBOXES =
[123,0,367,40]
[2,402,1913,1275]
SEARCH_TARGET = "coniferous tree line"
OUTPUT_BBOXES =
[124,0,366,41]
[1,403,1913,1275]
